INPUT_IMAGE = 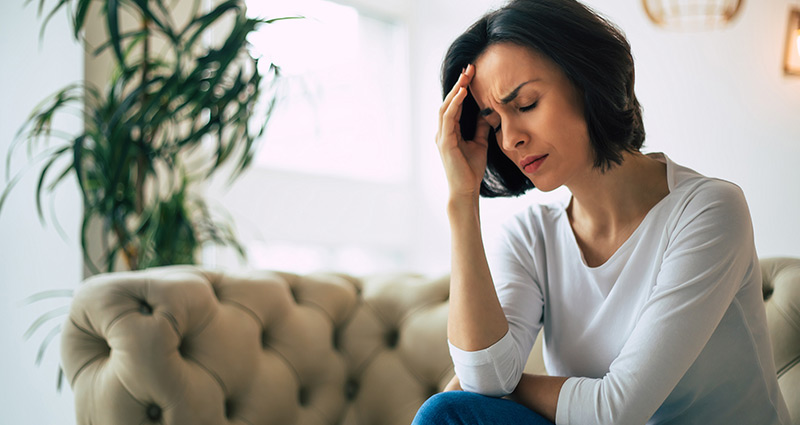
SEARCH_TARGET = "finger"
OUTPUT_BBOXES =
[441,86,468,141]
[439,72,467,119]
[455,85,467,124]
[439,68,471,117]
[453,64,477,125]
[443,86,468,127]
[454,98,465,142]
[439,87,463,146]
[460,64,476,92]
[464,63,475,83]
[441,64,475,126]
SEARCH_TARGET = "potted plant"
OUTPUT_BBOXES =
[1,0,292,386]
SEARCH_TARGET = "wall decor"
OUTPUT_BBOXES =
[642,0,743,30]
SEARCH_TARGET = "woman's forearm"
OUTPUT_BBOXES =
[446,195,509,351]
[509,373,568,423]
[445,371,566,422]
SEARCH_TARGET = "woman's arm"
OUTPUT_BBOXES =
[438,66,552,403]
[446,196,508,351]
[437,65,507,352]
[509,374,568,423]
[443,369,567,423]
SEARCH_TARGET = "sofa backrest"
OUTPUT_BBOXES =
[61,258,800,425]
[61,267,452,425]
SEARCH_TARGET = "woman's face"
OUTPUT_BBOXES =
[469,43,592,192]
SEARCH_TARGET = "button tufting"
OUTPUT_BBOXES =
[138,300,153,315]
[261,329,269,349]
[146,403,162,421]
[332,328,341,351]
[178,340,188,357]
[298,387,310,406]
[385,329,399,349]
[345,379,359,400]
[224,399,234,418]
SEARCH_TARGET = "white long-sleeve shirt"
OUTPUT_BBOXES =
[449,153,791,425]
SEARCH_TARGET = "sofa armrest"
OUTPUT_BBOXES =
[761,257,800,424]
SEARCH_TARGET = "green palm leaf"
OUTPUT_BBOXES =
[23,306,70,340]
[7,0,298,387]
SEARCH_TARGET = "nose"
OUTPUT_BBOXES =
[499,121,527,152]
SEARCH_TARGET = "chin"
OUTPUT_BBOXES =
[535,184,561,193]
[529,178,560,193]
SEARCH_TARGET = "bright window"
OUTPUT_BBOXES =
[206,0,414,275]
[246,0,411,183]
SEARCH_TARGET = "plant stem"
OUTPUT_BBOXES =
[126,12,153,270]
[113,219,137,270]
[136,14,150,218]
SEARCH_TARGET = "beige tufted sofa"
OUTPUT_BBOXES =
[61,258,800,425]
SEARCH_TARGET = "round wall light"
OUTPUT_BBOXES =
[642,0,743,30]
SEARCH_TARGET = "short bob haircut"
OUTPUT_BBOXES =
[442,0,646,197]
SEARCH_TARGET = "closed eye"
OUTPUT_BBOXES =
[493,101,538,133]
[520,101,538,112]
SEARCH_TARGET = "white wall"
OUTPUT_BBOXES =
[0,2,81,424]
[408,0,800,273]
[588,0,800,258]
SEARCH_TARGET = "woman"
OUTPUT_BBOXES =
[413,0,791,424]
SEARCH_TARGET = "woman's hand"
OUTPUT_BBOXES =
[443,374,463,392]
[435,64,491,201]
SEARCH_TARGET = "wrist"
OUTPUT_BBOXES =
[447,193,479,211]
[447,196,480,222]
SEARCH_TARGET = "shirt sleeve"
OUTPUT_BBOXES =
[555,181,759,425]
[448,214,546,397]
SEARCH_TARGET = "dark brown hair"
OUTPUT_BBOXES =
[442,0,645,197]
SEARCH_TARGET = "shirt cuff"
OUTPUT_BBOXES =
[448,330,519,396]
[555,376,582,425]
[447,329,515,366]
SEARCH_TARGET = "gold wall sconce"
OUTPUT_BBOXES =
[785,8,800,76]
[642,0,743,30]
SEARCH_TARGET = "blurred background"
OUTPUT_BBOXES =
[2,0,799,422]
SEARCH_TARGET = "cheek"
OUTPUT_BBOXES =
[552,102,589,151]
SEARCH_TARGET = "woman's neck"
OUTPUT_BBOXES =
[565,151,669,240]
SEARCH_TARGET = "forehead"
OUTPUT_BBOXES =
[470,43,560,106]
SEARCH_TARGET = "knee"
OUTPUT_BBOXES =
[413,391,476,425]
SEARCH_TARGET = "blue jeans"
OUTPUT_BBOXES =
[412,391,556,425]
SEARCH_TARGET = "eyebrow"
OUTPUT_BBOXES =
[478,80,538,117]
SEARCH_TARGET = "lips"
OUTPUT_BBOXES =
[520,154,548,173]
